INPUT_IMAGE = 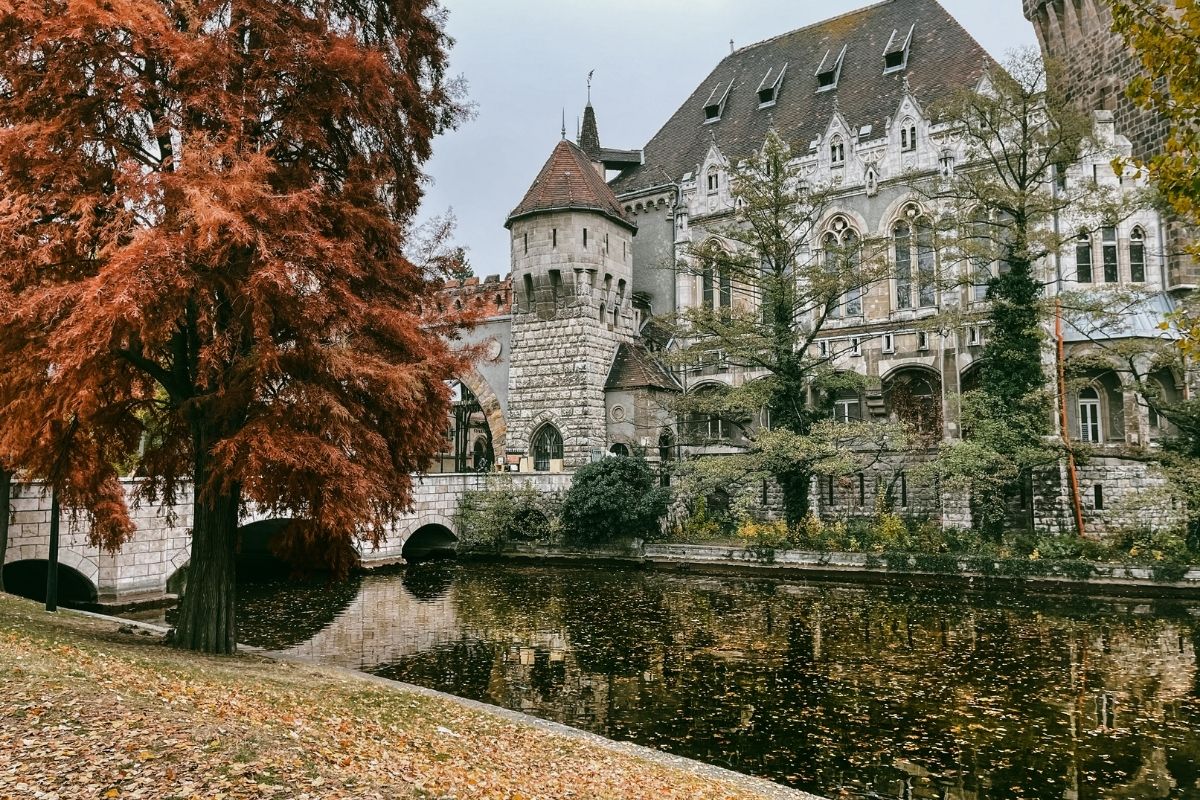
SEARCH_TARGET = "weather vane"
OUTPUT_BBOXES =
[587,69,594,104]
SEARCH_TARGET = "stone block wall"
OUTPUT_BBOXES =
[3,479,193,601]
[506,210,636,467]
[1031,456,1184,536]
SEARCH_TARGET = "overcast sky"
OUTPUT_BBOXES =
[419,0,1040,277]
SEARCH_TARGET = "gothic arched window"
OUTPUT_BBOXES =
[893,206,936,310]
[829,135,846,166]
[532,425,563,472]
[822,216,862,318]
[706,166,721,194]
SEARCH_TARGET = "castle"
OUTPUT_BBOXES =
[435,0,1192,534]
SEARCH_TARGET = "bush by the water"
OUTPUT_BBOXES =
[560,455,670,545]
[455,476,561,551]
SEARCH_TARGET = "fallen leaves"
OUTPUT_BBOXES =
[0,598,776,800]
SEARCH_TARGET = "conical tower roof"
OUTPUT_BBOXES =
[578,103,602,160]
[505,139,635,231]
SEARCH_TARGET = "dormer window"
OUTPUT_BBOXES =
[900,119,917,152]
[757,64,787,108]
[829,135,846,167]
[815,45,846,92]
[883,25,914,74]
[706,167,721,193]
[703,80,732,123]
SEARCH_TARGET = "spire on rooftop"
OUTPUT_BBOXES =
[579,102,602,161]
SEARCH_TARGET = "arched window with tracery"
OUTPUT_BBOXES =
[706,166,721,194]
[900,119,917,152]
[822,215,862,318]
[698,240,733,315]
[532,424,563,472]
[829,135,846,166]
[894,205,936,310]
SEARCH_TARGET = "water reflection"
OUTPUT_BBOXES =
[229,563,1200,799]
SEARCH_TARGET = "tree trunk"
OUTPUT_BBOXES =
[173,427,239,654]
[0,467,11,593]
[779,468,811,528]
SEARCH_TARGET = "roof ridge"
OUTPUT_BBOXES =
[730,0,895,56]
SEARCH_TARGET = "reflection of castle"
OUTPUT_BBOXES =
[437,0,1192,532]
[284,567,1200,799]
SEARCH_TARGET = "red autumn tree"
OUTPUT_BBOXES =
[0,0,473,652]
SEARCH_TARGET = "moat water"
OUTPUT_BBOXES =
[147,563,1200,799]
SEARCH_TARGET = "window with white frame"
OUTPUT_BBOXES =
[1076,232,1093,283]
[833,391,863,423]
[1078,387,1103,443]
[1129,227,1147,283]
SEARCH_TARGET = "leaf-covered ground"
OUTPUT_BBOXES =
[0,595,793,800]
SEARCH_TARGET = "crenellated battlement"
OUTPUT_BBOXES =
[440,273,513,320]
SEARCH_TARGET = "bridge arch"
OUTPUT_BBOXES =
[2,559,98,605]
[400,514,459,562]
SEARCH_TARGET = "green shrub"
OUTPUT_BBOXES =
[1109,527,1192,564]
[455,476,560,551]
[674,497,726,542]
[561,455,671,545]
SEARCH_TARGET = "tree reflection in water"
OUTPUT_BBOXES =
[231,563,1200,799]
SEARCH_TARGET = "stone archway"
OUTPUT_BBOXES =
[457,369,506,467]
[402,521,458,562]
[1,559,98,605]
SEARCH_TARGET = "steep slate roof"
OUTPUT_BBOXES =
[610,0,992,196]
[506,139,636,230]
[605,343,681,392]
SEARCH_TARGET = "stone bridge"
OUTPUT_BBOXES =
[2,473,570,605]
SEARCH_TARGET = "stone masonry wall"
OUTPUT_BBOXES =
[1032,456,1183,536]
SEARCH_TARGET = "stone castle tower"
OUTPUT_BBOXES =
[1024,0,1196,286]
[504,137,638,470]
